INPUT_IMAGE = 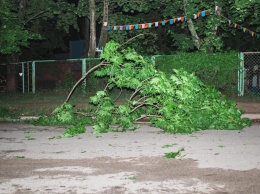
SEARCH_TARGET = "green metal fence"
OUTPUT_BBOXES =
[12,52,260,99]
[238,52,260,98]
[15,58,100,93]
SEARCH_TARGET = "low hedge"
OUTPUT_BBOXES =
[154,52,240,97]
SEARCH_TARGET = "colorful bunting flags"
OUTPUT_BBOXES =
[103,8,259,40]
[228,19,258,39]
[104,10,210,32]
[161,21,165,26]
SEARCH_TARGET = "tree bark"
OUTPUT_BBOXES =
[183,0,202,50]
[97,0,109,49]
[207,6,222,53]
[84,17,90,57]
[6,53,21,92]
[19,0,27,20]
[6,0,27,92]
[88,0,96,58]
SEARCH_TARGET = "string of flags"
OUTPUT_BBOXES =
[103,7,259,39]
[214,6,260,39]
[103,10,210,31]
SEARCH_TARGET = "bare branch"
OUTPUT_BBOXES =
[23,10,49,25]
[74,112,94,117]
[116,33,152,51]
[129,77,152,100]
[130,103,159,113]
[63,60,107,104]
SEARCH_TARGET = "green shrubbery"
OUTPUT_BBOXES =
[155,52,240,97]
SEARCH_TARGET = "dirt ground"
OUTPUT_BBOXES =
[236,101,260,113]
[0,122,260,194]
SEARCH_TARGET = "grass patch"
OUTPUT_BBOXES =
[164,148,185,158]
[16,156,25,158]
[162,143,177,148]
[0,89,132,116]
[0,106,19,119]
[24,136,36,140]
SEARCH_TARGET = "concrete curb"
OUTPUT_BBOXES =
[241,114,260,120]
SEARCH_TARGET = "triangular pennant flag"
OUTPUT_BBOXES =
[194,14,197,19]
[252,32,255,37]
[120,26,123,30]
[103,22,108,26]
[197,12,201,17]
[236,24,240,29]
[201,11,206,17]
[126,25,129,30]
[123,26,126,30]
[184,16,187,21]
[234,23,237,28]
[181,16,185,22]
[144,23,149,28]
[165,20,169,24]
[107,26,111,31]
[257,34,260,39]
[240,25,243,30]
[142,24,145,29]
[174,18,177,23]
[148,23,152,28]
[114,26,117,30]
[129,25,134,30]
[169,19,173,25]
[155,22,159,27]
[138,24,142,29]
[135,24,138,30]
[243,28,247,33]
[206,10,210,16]
[228,20,232,25]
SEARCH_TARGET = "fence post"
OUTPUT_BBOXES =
[32,61,35,94]
[82,58,87,92]
[238,53,244,96]
[21,62,25,94]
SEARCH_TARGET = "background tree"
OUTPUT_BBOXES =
[97,0,109,49]
[0,0,78,91]
[101,0,260,53]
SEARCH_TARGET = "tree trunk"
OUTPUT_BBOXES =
[19,0,27,20]
[207,6,222,53]
[6,0,27,92]
[88,0,96,58]
[84,17,90,57]
[183,0,202,50]
[97,0,109,49]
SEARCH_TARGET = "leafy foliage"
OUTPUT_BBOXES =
[0,107,19,119]
[0,0,77,55]
[0,1,40,54]
[32,41,251,135]
[155,52,240,97]
[88,41,251,133]
[30,103,90,136]
[164,148,185,158]
[101,0,260,53]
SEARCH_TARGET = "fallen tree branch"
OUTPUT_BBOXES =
[63,60,107,104]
